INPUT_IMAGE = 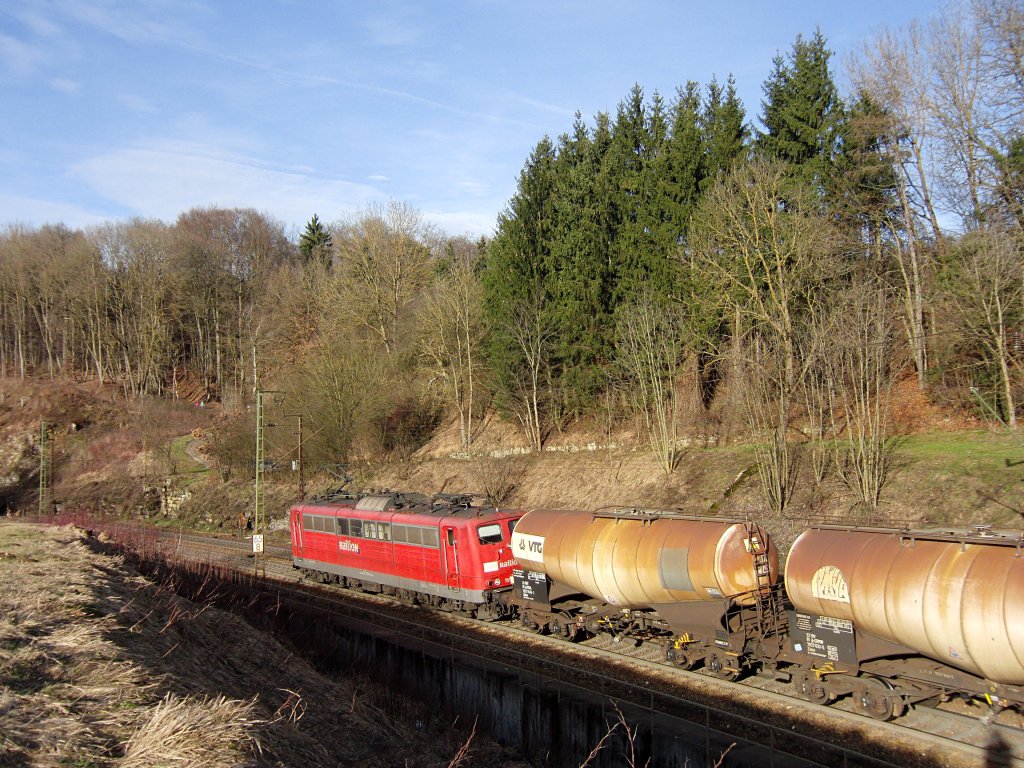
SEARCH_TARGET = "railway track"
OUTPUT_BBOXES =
[145,526,1022,767]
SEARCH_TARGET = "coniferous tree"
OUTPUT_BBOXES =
[652,82,705,261]
[701,75,749,191]
[604,84,659,306]
[483,138,558,445]
[758,30,844,192]
[548,115,613,414]
[299,214,333,268]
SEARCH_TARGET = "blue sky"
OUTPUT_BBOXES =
[1,1,941,240]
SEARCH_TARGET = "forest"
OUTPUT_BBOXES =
[1,1,1021,518]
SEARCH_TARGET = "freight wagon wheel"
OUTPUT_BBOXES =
[706,652,740,681]
[548,611,576,639]
[665,647,696,670]
[856,677,903,721]
[795,671,830,704]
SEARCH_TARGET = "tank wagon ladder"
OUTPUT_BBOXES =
[745,521,785,641]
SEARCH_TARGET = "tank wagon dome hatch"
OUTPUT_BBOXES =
[510,507,780,610]
[785,523,1024,686]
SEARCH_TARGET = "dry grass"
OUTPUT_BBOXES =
[121,693,264,768]
[0,521,530,768]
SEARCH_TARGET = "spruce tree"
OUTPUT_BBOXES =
[299,213,333,268]
[548,115,613,414]
[604,84,662,306]
[757,30,843,192]
[482,138,558,439]
[701,75,748,192]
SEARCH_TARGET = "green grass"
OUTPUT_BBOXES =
[167,436,209,481]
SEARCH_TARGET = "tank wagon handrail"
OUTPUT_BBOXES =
[591,507,755,525]
[809,522,1024,548]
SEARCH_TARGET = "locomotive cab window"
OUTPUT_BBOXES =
[337,518,350,537]
[446,529,456,546]
[477,524,503,545]
[508,518,518,537]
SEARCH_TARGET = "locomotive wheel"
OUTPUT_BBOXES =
[706,652,740,681]
[796,671,830,704]
[856,677,903,721]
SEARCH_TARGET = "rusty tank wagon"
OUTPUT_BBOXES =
[510,508,784,679]
[782,524,1024,719]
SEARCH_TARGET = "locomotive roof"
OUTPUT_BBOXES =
[302,491,514,519]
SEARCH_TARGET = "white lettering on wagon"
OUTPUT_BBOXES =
[338,539,360,554]
[811,565,850,604]
[512,532,545,563]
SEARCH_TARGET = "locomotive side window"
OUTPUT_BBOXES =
[379,523,391,541]
[407,527,423,545]
[303,514,314,531]
[364,521,378,539]
[477,524,503,545]
[422,528,439,548]
[313,516,324,532]
[508,518,518,536]
[446,529,456,546]
[392,525,407,543]
[337,518,350,536]
[350,519,363,538]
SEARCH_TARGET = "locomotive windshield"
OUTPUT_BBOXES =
[477,523,504,545]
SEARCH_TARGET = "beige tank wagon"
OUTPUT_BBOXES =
[512,507,779,607]
[786,524,1024,686]
[510,508,783,678]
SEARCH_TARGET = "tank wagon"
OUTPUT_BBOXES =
[509,508,783,679]
[290,491,521,620]
[782,524,1024,719]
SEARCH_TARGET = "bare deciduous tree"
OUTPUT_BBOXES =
[942,227,1021,428]
[419,244,486,451]
[827,276,902,511]
[615,295,687,475]
[334,201,435,356]
[691,157,841,513]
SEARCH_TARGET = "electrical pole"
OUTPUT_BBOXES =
[254,390,283,578]
[286,412,305,500]
[38,421,50,517]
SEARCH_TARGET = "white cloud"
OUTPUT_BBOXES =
[50,78,80,93]
[367,174,390,182]
[71,140,387,228]
[0,33,47,75]
[424,209,496,239]
[0,191,110,230]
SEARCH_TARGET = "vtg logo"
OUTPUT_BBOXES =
[513,532,545,559]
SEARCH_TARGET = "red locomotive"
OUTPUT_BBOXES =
[290,492,521,620]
